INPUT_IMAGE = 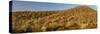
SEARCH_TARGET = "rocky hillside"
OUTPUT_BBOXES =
[11,6,97,33]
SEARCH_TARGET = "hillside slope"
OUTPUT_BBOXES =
[11,6,97,33]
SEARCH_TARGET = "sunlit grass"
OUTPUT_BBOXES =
[11,6,97,33]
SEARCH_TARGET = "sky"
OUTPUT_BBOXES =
[12,1,97,11]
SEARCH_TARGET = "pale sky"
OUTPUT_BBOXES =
[12,1,97,11]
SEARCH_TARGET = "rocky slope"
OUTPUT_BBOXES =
[11,6,97,33]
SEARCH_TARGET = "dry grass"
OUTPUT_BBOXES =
[11,6,97,33]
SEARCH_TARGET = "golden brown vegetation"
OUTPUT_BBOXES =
[11,6,97,33]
